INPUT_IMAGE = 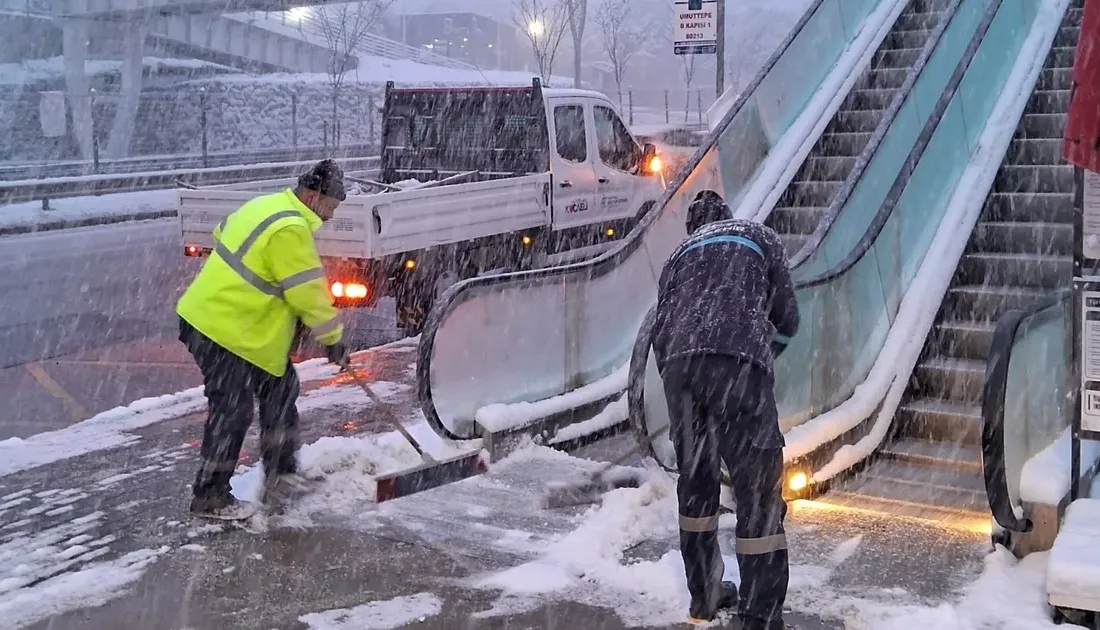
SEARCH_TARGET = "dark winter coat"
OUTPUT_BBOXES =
[652,218,800,374]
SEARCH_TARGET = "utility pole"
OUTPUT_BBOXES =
[716,0,725,95]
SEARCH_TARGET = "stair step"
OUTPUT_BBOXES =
[1005,138,1065,165]
[971,221,1072,256]
[959,252,1072,288]
[945,285,1051,320]
[1066,7,1084,28]
[817,132,873,157]
[780,233,807,258]
[1053,25,1081,49]
[894,12,942,31]
[907,0,951,14]
[897,398,983,445]
[871,46,923,69]
[881,438,984,474]
[930,320,995,361]
[768,206,828,235]
[858,67,909,90]
[1035,68,1072,92]
[863,458,986,493]
[796,156,858,182]
[1045,46,1079,70]
[993,165,1074,194]
[912,357,987,404]
[982,192,1073,223]
[843,87,900,111]
[814,491,987,527]
[836,464,986,512]
[776,181,840,208]
[826,109,886,133]
[1027,89,1072,115]
[882,29,935,50]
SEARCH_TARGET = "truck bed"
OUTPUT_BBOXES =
[179,173,552,260]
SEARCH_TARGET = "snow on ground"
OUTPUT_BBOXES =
[476,363,628,433]
[0,190,178,233]
[0,340,418,478]
[0,547,167,630]
[549,395,628,445]
[0,56,234,86]
[299,592,443,630]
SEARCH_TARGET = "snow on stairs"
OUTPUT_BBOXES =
[767,0,953,257]
[815,2,1082,528]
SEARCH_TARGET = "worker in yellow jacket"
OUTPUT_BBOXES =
[177,159,350,521]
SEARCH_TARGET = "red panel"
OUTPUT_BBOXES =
[1064,0,1100,172]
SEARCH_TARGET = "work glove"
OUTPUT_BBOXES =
[325,341,350,369]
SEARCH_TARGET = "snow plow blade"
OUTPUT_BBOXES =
[374,450,487,502]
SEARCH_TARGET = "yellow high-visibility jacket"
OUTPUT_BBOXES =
[177,188,343,376]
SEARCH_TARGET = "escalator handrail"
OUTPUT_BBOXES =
[787,0,964,269]
[417,0,833,440]
[981,289,1071,533]
[794,0,1007,291]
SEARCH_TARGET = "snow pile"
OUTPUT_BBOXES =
[0,191,178,232]
[549,396,628,445]
[1019,429,1100,505]
[299,592,443,629]
[0,547,167,630]
[782,0,1067,475]
[476,363,629,432]
[1047,499,1100,603]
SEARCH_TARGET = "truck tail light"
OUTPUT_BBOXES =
[184,245,201,257]
[330,281,369,301]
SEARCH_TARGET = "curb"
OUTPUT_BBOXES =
[0,209,178,237]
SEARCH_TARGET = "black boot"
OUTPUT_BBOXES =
[688,580,739,623]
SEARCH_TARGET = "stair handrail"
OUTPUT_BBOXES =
[787,0,965,268]
[982,289,1071,534]
[795,0,1007,291]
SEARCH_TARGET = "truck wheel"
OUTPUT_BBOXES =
[396,269,465,337]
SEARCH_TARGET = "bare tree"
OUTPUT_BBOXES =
[594,0,644,107]
[679,53,698,123]
[309,1,391,147]
[513,0,571,84]
[563,0,588,88]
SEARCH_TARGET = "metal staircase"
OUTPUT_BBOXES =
[768,0,953,257]
[819,1,1082,525]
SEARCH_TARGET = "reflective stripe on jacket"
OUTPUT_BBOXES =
[177,188,343,376]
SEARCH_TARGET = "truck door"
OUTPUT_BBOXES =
[591,104,645,222]
[548,100,599,230]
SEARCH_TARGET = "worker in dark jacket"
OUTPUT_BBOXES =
[652,190,800,629]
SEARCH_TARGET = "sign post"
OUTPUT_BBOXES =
[1075,168,1100,500]
[674,0,718,55]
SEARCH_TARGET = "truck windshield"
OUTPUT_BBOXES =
[382,87,550,183]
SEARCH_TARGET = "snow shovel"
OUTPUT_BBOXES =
[540,423,669,510]
[338,359,487,502]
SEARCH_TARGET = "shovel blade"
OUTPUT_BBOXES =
[375,451,487,502]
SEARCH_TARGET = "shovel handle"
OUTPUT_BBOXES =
[339,359,435,462]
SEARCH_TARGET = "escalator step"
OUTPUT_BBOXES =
[971,220,1072,256]
[1005,138,1065,165]
[1045,46,1079,70]
[768,206,829,234]
[1054,26,1081,48]
[882,29,935,50]
[779,233,808,258]
[959,252,1072,288]
[842,88,899,111]
[944,285,1050,320]
[893,12,942,31]
[1036,68,1072,91]
[817,132,874,157]
[911,358,986,405]
[871,47,923,69]
[832,471,986,513]
[908,0,952,15]
[859,68,909,90]
[993,164,1074,194]
[882,440,983,475]
[897,398,982,446]
[797,156,858,182]
[1026,89,1071,113]
[929,320,996,361]
[827,109,886,133]
[982,192,1073,223]
[776,182,840,208]
[1016,113,1066,139]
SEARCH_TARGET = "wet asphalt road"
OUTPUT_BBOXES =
[0,218,400,441]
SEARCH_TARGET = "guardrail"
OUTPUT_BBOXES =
[0,156,380,206]
[0,144,377,182]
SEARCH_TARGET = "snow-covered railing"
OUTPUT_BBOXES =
[228,12,478,71]
[0,156,379,206]
[0,143,375,182]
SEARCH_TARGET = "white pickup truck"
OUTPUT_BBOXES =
[179,79,666,333]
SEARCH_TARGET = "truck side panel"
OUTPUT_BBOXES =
[369,174,552,257]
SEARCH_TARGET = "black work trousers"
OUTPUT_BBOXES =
[661,354,788,626]
[179,317,300,500]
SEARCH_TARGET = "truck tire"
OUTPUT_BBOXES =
[396,266,469,337]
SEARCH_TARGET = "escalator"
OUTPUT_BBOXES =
[768,0,953,256]
[418,0,999,441]
[815,0,1082,525]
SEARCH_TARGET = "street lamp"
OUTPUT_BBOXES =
[286,6,309,23]
[527,19,545,37]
